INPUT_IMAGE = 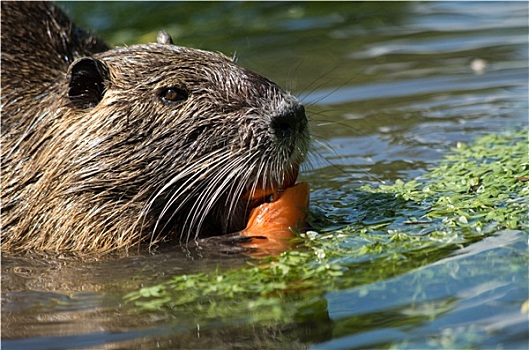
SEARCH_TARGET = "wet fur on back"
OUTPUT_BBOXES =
[1,2,309,253]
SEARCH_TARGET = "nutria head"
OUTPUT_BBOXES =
[2,38,309,252]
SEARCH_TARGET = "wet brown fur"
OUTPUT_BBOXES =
[1,2,309,253]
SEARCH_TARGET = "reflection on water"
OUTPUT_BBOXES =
[3,1,528,349]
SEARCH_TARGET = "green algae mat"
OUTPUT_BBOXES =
[125,129,528,348]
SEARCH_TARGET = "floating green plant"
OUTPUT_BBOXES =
[125,129,528,327]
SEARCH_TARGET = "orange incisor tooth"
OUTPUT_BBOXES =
[240,182,310,255]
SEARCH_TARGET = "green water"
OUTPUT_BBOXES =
[2,2,528,349]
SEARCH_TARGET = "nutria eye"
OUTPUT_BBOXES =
[160,87,188,104]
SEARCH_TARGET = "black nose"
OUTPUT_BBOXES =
[271,104,307,138]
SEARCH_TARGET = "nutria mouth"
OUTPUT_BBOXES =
[1,1,310,253]
[145,116,308,245]
[244,164,300,210]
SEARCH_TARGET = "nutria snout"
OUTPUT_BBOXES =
[1,1,309,253]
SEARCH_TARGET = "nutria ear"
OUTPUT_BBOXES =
[68,57,109,109]
[157,30,174,45]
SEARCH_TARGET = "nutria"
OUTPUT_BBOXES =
[1,2,309,253]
